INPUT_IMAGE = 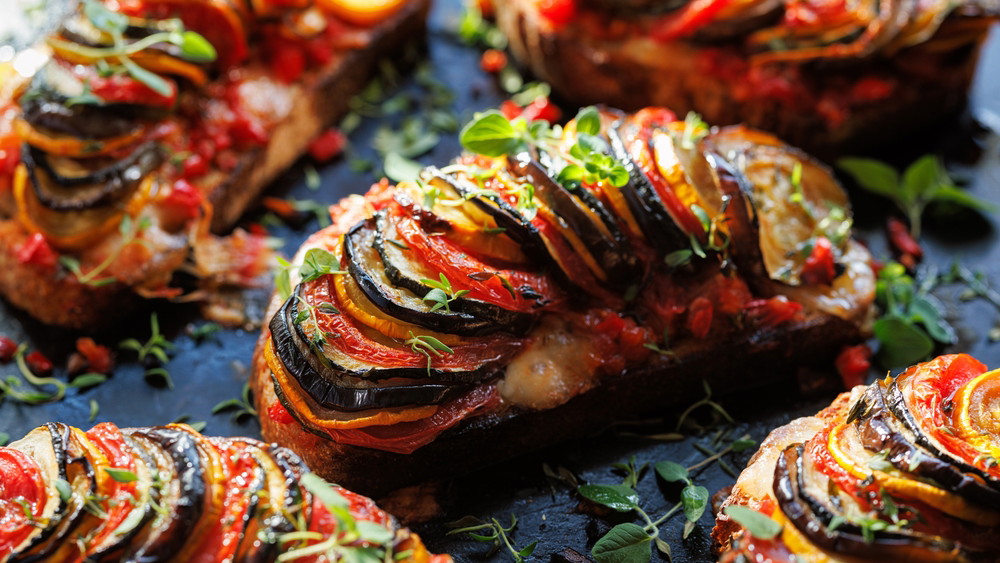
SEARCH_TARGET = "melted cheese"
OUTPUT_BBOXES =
[498,317,597,409]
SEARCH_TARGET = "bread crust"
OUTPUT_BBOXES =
[253,308,863,498]
[0,1,430,329]
[493,0,985,156]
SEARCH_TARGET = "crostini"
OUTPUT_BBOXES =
[252,105,877,495]
[714,353,1000,562]
[491,0,998,155]
[0,0,429,328]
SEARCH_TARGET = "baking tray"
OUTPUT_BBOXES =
[1,2,998,561]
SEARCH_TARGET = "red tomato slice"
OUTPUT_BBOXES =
[803,422,877,511]
[389,203,562,313]
[189,440,259,563]
[303,276,523,370]
[624,128,706,238]
[903,354,996,474]
[0,448,47,557]
[322,384,500,454]
[84,423,140,553]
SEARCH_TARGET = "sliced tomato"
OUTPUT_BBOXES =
[322,384,501,454]
[389,203,563,313]
[0,448,47,557]
[648,0,734,42]
[83,423,142,553]
[189,440,260,563]
[304,276,523,370]
[623,125,705,238]
[903,354,995,474]
[804,422,877,511]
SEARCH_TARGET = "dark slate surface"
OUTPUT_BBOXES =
[0,2,998,561]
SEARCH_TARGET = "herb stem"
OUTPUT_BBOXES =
[649,502,682,528]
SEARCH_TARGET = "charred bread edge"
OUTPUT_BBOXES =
[252,307,863,498]
[493,0,984,156]
[0,0,430,330]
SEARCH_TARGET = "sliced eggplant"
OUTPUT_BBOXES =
[607,120,690,253]
[232,443,308,563]
[885,379,1000,490]
[24,142,162,211]
[374,210,536,331]
[515,150,642,289]
[345,216,503,337]
[707,126,853,286]
[774,444,974,562]
[851,381,1000,509]
[269,293,483,411]
[18,62,154,138]
[119,426,207,562]
[396,170,529,266]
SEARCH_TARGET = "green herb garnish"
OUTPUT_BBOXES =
[446,515,537,563]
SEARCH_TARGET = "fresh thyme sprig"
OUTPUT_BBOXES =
[446,515,538,563]
[421,273,470,313]
[404,331,454,375]
[59,215,152,287]
[211,382,257,423]
[119,313,175,388]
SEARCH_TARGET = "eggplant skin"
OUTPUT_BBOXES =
[0,422,445,563]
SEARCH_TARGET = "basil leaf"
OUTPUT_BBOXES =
[574,106,601,135]
[383,152,423,183]
[176,30,217,62]
[591,522,651,563]
[459,111,520,157]
[724,505,782,539]
[908,294,955,345]
[730,437,757,452]
[577,484,639,512]
[653,461,688,483]
[901,155,940,203]
[932,185,995,212]
[104,468,138,483]
[873,316,934,368]
[837,157,899,199]
[300,248,345,282]
[681,484,709,522]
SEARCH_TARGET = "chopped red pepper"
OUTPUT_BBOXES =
[268,401,295,425]
[0,336,16,363]
[480,49,508,73]
[835,344,871,389]
[686,296,714,339]
[161,179,203,222]
[76,337,114,374]
[308,128,346,162]
[744,296,802,327]
[25,351,53,375]
[15,233,58,270]
[800,236,836,285]
[887,216,923,260]
[269,41,307,83]
[182,153,209,179]
[501,96,562,124]
[537,0,576,27]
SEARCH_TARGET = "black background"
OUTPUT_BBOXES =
[1,2,999,561]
